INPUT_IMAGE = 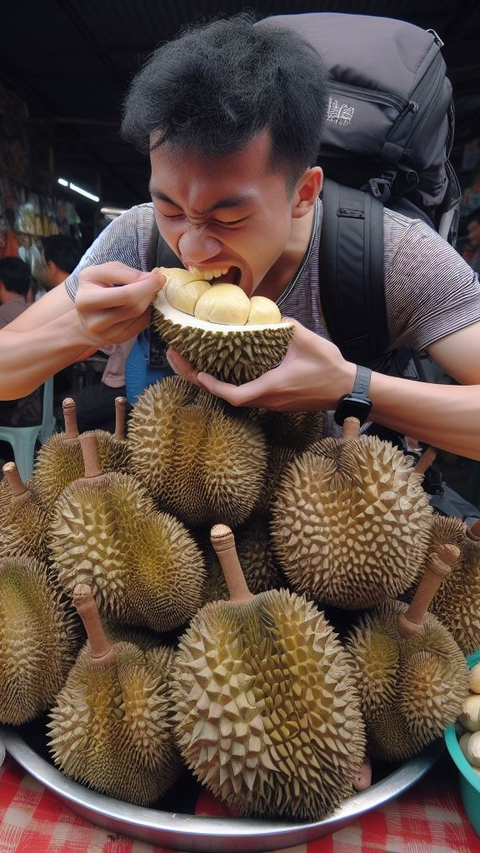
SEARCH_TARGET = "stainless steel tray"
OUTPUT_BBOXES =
[1,726,443,852]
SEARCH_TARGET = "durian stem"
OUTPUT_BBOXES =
[467,519,480,542]
[73,584,116,667]
[62,398,80,441]
[414,446,437,476]
[397,543,460,638]
[79,433,103,479]
[2,462,31,506]
[342,417,360,441]
[113,396,127,440]
[353,758,372,791]
[210,524,255,604]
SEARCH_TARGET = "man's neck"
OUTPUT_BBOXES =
[1,292,25,304]
[256,204,316,302]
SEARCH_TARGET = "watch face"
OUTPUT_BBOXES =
[334,395,372,426]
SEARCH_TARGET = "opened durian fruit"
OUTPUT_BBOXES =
[128,376,268,528]
[414,515,480,655]
[48,584,182,805]
[346,543,470,762]
[0,462,51,562]
[49,431,206,632]
[32,397,130,509]
[171,523,367,821]
[0,553,81,724]
[271,417,434,609]
[153,267,294,383]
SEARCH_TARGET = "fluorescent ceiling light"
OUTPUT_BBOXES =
[57,178,99,203]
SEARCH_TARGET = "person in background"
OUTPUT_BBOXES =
[0,257,32,329]
[43,235,83,289]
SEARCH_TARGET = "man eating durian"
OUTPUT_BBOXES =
[0,14,479,462]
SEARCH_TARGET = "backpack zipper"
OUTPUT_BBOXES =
[329,81,415,115]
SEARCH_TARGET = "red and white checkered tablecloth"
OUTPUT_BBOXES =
[0,753,479,853]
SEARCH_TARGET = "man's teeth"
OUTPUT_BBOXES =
[187,267,231,280]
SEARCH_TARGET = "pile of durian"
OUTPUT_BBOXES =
[0,329,477,821]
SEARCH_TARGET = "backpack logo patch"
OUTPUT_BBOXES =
[326,97,354,126]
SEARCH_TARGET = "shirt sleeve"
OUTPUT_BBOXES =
[384,213,480,351]
[63,203,155,302]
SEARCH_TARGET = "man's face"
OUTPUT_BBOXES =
[468,219,480,248]
[149,130,300,298]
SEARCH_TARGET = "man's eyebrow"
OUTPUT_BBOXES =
[148,185,251,213]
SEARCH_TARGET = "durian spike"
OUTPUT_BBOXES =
[73,584,115,667]
[2,462,31,507]
[113,396,128,441]
[397,543,460,639]
[413,446,437,476]
[62,398,80,441]
[342,417,361,441]
[78,433,103,479]
[467,518,480,542]
[210,524,255,604]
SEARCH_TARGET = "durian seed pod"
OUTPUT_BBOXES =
[0,554,82,724]
[128,376,268,528]
[49,432,206,632]
[0,462,51,562]
[422,514,480,654]
[202,514,284,602]
[48,584,182,806]
[153,268,294,384]
[171,523,366,821]
[271,418,433,610]
[346,544,470,762]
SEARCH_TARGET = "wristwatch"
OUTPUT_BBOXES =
[334,365,372,426]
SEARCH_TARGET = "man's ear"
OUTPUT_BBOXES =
[291,166,323,219]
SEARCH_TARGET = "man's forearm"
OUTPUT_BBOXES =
[0,309,93,399]
[370,371,480,460]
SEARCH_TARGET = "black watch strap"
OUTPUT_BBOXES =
[334,365,373,427]
[351,365,372,399]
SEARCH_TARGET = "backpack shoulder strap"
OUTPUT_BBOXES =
[146,216,184,271]
[318,179,387,367]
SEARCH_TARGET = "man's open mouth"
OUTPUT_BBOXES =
[187,265,242,286]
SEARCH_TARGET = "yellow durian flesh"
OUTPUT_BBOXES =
[164,268,212,314]
[247,295,282,325]
[194,283,251,325]
[172,588,366,821]
[346,600,469,761]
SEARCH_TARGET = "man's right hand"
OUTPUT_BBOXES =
[74,262,164,345]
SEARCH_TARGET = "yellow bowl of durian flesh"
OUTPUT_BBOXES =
[153,268,294,384]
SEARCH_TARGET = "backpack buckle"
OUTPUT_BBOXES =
[367,177,392,203]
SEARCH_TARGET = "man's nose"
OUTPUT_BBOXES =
[177,229,222,266]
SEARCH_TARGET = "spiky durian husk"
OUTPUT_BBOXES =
[271,436,433,609]
[49,473,205,632]
[202,515,283,602]
[0,555,81,724]
[171,588,366,820]
[0,491,51,562]
[153,311,293,385]
[346,600,469,761]
[248,409,325,451]
[422,515,480,655]
[49,473,156,607]
[48,642,182,805]
[128,377,268,528]
[32,430,130,509]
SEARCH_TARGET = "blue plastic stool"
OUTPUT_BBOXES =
[0,377,56,482]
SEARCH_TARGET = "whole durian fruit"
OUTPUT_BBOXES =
[421,515,480,654]
[0,462,51,562]
[346,544,469,762]
[271,417,433,609]
[33,397,130,509]
[0,554,81,724]
[171,524,366,821]
[48,584,182,805]
[153,268,294,384]
[49,432,206,632]
[128,376,268,528]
